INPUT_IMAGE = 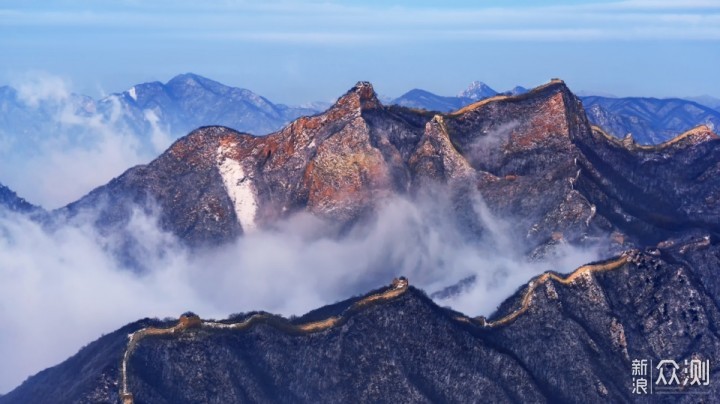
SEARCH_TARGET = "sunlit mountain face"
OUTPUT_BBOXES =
[1,77,719,402]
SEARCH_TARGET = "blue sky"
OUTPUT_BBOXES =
[1,0,719,103]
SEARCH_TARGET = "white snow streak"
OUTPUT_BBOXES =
[217,145,258,232]
[128,86,137,101]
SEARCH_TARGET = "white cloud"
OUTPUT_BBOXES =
[144,109,173,152]
[0,188,604,393]
[20,130,147,209]
[13,71,71,107]
[2,1,719,41]
[0,74,160,209]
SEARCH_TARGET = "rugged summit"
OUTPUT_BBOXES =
[578,124,720,244]
[63,82,426,244]
[62,80,720,256]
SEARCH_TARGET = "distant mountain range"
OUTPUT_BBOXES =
[391,81,528,112]
[391,88,473,112]
[116,73,317,137]
[582,96,720,144]
[0,73,323,207]
[0,73,314,141]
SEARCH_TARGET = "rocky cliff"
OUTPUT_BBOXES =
[62,79,720,258]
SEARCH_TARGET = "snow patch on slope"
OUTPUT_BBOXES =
[217,145,258,232]
[128,86,137,101]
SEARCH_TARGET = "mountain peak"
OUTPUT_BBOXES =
[332,81,381,112]
[458,80,497,100]
[351,81,378,101]
[166,73,228,93]
[169,72,209,84]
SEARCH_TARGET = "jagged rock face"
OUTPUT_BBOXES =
[4,238,719,403]
[485,245,720,403]
[575,125,720,244]
[203,82,428,226]
[408,116,474,185]
[437,82,599,248]
[62,82,430,243]
[61,80,720,256]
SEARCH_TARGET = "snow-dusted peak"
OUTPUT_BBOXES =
[458,81,497,101]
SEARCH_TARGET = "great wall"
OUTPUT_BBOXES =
[469,253,630,328]
[119,277,409,404]
[119,253,636,403]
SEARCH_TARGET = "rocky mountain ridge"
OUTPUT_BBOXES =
[3,236,719,403]
[0,73,314,142]
[116,73,317,137]
[54,78,720,255]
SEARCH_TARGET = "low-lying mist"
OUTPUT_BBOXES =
[0,188,603,393]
